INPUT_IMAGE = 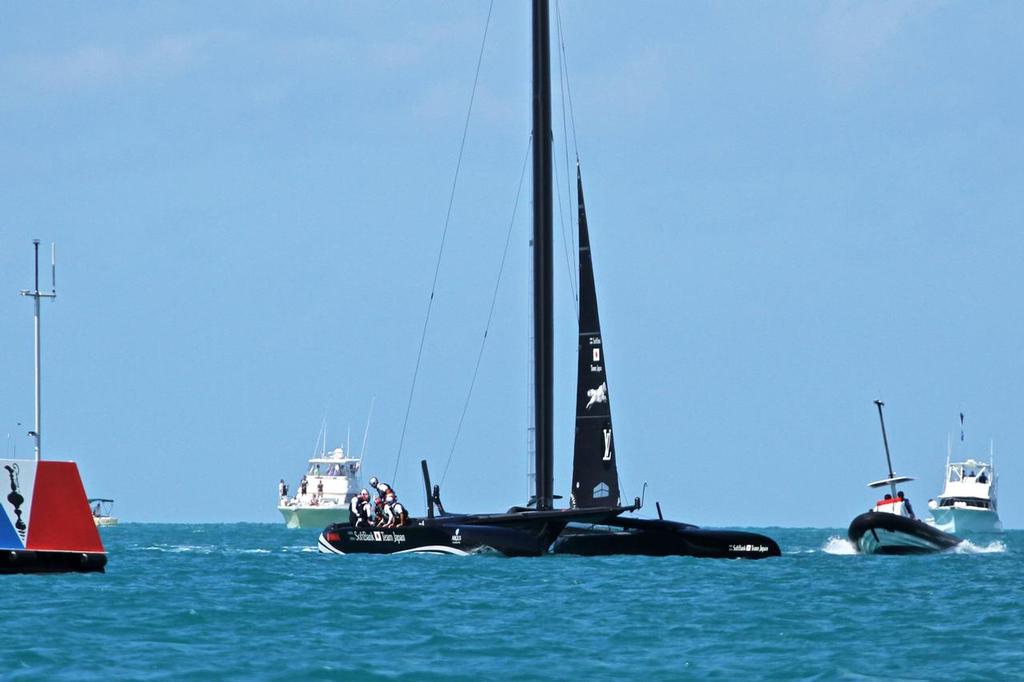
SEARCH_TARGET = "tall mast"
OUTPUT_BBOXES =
[874,399,897,497]
[532,0,554,510]
[20,240,56,461]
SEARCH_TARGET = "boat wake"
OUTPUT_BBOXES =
[953,539,1007,554]
[821,536,857,555]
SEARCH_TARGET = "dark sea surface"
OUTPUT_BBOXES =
[6,524,1020,680]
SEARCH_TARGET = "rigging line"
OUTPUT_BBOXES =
[552,137,577,303]
[555,0,581,159]
[553,135,578,306]
[392,0,495,485]
[555,0,578,303]
[441,134,533,487]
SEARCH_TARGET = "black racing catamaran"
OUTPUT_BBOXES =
[547,168,781,559]
[318,0,636,557]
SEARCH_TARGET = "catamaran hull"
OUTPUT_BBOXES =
[927,507,1002,534]
[551,519,781,559]
[318,523,554,557]
[848,512,962,555]
[279,505,348,529]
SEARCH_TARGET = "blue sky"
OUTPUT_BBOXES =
[1,1,1022,527]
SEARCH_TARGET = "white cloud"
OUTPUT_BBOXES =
[815,0,940,86]
[0,30,240,96]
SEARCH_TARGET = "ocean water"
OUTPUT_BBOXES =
[7,524,1021,680]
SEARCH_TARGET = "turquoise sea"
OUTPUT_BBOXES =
[7,524,1021,680]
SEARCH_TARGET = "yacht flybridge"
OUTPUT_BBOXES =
[928,457,1001,534]
[279,446,361,529]
[848,401,962,555]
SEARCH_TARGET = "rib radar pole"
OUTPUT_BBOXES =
[874,399,897,498]
[20,240,56,461]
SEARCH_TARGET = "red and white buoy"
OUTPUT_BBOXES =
[1,240,106,573]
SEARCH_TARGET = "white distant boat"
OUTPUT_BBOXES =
[89,498,118,527]
[278,446,361,529]
[928,457,1002,534]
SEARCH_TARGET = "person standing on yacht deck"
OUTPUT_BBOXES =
[279,479,288,499]
[317,479,324,500]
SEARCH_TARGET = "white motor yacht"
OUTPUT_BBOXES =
[278,447,361,529]
[928,457,1002,534]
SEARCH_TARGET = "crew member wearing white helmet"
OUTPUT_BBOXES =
[348,489,372,527]
[368,476,394,518]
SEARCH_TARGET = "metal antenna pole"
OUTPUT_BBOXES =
[874,399,896,496]
[20,240,56,461]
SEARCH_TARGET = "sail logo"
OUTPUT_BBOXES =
[602,428,613,461]
[592,348,601,362]
[586,382,608,409]
[353,530,405,544]
[1,460,36,549]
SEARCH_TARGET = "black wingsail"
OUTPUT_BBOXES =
[570,165,621,508]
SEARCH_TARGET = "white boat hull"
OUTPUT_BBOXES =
[93,517,118,527]
[278,505,348,529]
[928,507,1002,534]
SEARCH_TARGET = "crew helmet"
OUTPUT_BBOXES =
[369,476,379,487]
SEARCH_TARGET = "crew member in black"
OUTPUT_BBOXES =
[897,490,915,519]
[349,489,371,527]
[390,494,409,527]
[299,475,308,496]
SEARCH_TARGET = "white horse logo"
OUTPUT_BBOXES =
[586,382,608,410]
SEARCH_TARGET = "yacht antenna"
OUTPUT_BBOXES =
[346,424,351,457]
[874,400,897,497]
[20,240,56,461]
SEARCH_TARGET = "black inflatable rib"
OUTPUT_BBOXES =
[848,511,962,555]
